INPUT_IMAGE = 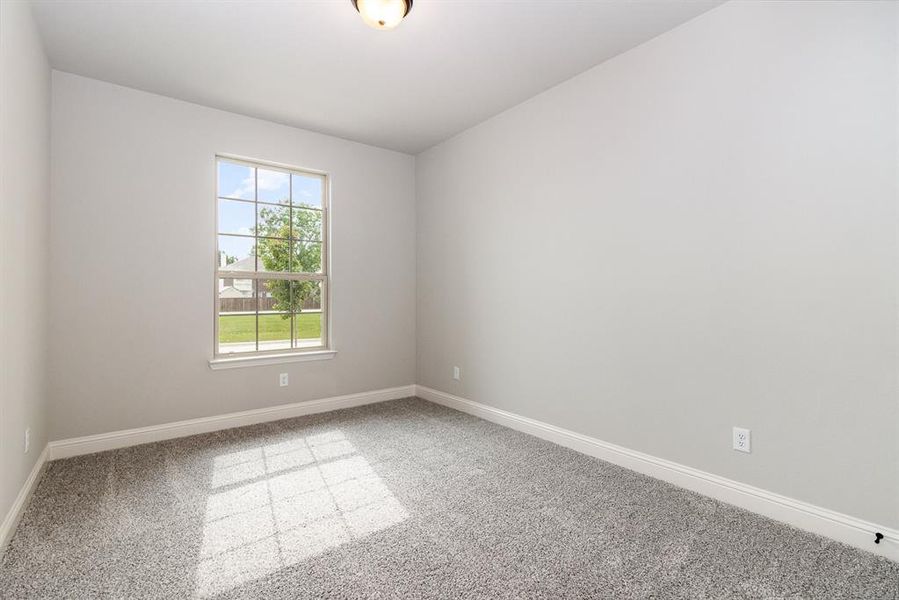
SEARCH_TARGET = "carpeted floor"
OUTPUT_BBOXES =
[1,398,897,599]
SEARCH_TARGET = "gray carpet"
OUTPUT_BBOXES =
[1,398,897,599]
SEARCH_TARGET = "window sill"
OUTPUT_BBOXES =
[209,350,336,370]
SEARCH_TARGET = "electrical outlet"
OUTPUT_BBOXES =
[24,428,30,454]
[452,366,461,381]
[279,373,289,387]
[732,427,751,453]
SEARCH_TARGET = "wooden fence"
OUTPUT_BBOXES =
[221,297,321,313]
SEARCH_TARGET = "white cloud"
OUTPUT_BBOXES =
[228,175,254,200]
[257,170,288,192]
[230,169,289,201]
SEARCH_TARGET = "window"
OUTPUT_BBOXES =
[215,157,329,359]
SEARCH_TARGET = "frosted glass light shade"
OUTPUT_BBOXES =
[353,0,412,30]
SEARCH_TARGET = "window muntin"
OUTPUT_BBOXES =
[215,157,328,357]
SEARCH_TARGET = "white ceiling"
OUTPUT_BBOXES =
[32,0,721,154]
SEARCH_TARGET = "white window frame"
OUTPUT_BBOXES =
[211,155,332,368]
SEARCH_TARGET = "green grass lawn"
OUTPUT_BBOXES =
[219,313,321,343]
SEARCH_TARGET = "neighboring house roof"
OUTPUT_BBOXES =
[222,255,255,271]
[219,286,252,299]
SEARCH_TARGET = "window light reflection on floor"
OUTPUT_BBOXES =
[196,430,408,597]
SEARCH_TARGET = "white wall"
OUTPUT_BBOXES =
[416,1,899,528]
[0,1,51,526]
[49,72,416,440]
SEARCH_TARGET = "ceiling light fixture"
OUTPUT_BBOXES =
[351,0,413,30]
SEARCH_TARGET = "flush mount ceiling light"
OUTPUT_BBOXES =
[351,0,413,30]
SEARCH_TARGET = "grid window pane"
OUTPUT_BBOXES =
[258,169,290,205]
[294,312,322,348]
[293,280,323,348]
[291,174,322,209]
[218,199,255,236]
[218,161,255,200]
[290,241,322,273]
[259,279,298,352]
[218,235,255,271]
[258,313,292,352]
[257,238,290,273]
[291,208,322,241]
[291,279,322,311]
[259,279,293,312]
[218,278,256,354]
[257,204,290,239]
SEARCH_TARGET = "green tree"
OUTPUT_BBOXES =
[256,205,322,315]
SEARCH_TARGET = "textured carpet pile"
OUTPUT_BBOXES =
[1,398,897,599]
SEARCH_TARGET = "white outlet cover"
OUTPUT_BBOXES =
[732,427,751,453]
[24,428,30,454]
[279,373,289,387]
[452,366,461,381]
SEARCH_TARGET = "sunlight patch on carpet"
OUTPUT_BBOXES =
[196,430,408,597]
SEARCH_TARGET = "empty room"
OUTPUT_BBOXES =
[1,0,897,597]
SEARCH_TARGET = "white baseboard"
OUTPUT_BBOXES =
[48,385,416,460]
[415,384,899,562]
[0,445,49,557]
